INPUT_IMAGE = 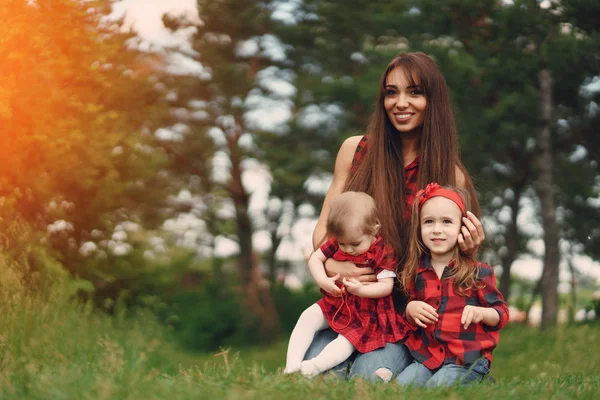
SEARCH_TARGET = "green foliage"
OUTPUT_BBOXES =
[272,284,322,333]
[160,280,322,352]
[0,247,194,399]
[0,201,69,294]
[6,289,599,400]
[75,246,190,313]
[186,325,600,399]
[277,0,600,271]
[163,281,251,352]
[0,0,173,288]
[1,240,599,398]
[507,276,537,311]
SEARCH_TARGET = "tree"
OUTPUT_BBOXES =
[161,0,287,339]
[274,0,599,327]
[0,0,170,277]
[405,0,600,328]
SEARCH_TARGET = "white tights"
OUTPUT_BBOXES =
[284,303,355,378]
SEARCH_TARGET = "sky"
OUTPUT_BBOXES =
[115,0,600,286]
[112,0,198,49]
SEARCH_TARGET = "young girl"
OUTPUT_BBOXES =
[396,183,509,387]
[284,191,409,378]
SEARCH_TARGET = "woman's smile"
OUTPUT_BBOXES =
[392,113,415,123]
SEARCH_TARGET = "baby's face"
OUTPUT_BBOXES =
[337,229,376,256]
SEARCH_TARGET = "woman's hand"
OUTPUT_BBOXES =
[405,300,439,328]
[324,258,377,283]
[458,211,485,255]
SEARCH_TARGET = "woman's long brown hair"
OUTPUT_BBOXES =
[401,187,480,296]
[345,52,480,262]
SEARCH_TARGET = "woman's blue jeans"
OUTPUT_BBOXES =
[303,328,413,382]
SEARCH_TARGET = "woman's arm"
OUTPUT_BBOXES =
[324,258,376,282]
[313,135,377,283]
[312,135,362,249]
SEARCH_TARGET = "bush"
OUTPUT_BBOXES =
[158,279,322,352]
[272,283,322,334]
[164,281,251,351]
[0,246,195,398]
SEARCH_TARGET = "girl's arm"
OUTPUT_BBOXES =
[308,249,341,296]
[462,264,509,330]
[342,277,393,298]
[402,277,438,328]
[461,306,499,329]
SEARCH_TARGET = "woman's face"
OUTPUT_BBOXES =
[383,66,427,133]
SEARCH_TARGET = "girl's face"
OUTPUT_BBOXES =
[419,196,463,260]
[383,66,427,133]
[337,229,377,256]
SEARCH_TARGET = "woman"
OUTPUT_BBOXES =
[305,52,485,382]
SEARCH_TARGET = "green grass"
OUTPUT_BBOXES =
[1,255,599,399]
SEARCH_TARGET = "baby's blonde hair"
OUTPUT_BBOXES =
[326,191,380,239]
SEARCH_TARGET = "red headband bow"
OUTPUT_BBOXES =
[416,182,466,216]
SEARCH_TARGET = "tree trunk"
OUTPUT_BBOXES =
[229,139,254,284]
[566,255,577,323]
[536,69,560,330]
[267,228,282,284]
[227,128,280,339]
[524,278,542,324]
[499,154,530,299]
[499,182,524,299]
[204,199,226,290]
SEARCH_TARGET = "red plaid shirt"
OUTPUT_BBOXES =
[350,135,419,218]
[403,256,509,369]
[319,236,397,274]
[317,236,409,352]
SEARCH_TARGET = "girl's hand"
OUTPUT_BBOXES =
[318,273,342,297]
[461,305,485,329]
[342,277,362,295]
[406,301,439,328]
[458,211,485,255]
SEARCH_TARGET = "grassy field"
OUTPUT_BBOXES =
[1,257,599,399]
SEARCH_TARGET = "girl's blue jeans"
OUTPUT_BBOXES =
[396,357,490,387]
[303,328,412,382]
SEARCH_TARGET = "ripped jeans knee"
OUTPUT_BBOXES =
[375,367,393,382]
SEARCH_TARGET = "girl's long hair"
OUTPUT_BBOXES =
[345,52,480,262]
[401,187,480,296]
